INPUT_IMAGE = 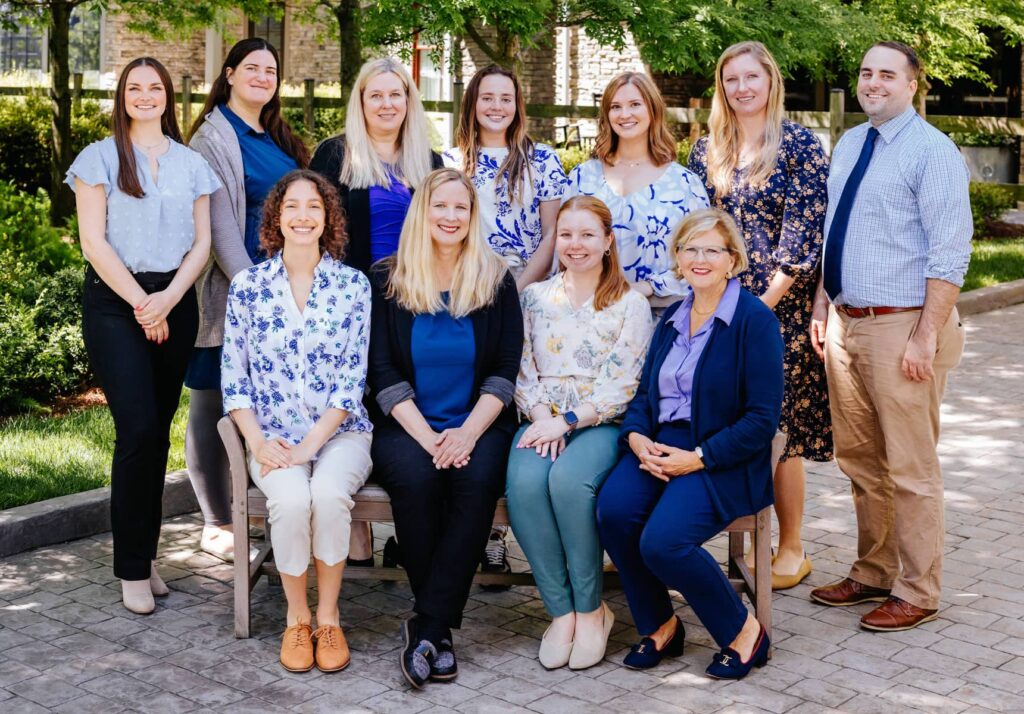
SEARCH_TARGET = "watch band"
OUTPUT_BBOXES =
[694,445,704,461]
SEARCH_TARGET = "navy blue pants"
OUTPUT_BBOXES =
[597,422,749,649]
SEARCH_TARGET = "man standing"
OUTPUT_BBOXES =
[809,41,971,631]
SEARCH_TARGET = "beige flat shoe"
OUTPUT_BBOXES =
[121,578,155,615]
[201,527,235,563]
[539,623,573,670]
[772,556,812,590]
[150,562,169,598]
[569,602,614,670]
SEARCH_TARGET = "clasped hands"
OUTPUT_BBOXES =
[628,432,704,482]
[134,289,176,344]
[516,415,569,461]
[422,425,478,469]
[253,437,317,477]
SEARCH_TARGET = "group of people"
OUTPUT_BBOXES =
[68,33,971,691]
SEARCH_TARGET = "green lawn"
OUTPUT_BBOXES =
[0,390,188,510]
[963,238,1024,292]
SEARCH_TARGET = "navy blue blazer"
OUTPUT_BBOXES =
[619,287,784,521]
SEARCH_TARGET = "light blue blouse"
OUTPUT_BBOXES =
[221,253,373,445]
[65,136,221,273]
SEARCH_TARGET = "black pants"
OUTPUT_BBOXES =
[82,266,198,580]
[371,422,511,628]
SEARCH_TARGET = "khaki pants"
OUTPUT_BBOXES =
[248,431,372,577]
[825,307,965,610]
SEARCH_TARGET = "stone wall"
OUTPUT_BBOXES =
[101,13,206,84]
[556,26,646,109]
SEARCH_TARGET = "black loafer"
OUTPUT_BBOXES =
[622,616,685,670]
[400,617,436,689]
[430,637,458,681]
[705,625,770,680]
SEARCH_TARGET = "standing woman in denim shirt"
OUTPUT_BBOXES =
[185,38,310,562]
[67,57,219,615]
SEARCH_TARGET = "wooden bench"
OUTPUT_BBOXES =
[219,415,776,644]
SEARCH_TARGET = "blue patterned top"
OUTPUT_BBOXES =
[566,159,710,297]
[65,137,220,273]
[221,253,372,444]
[443,143,567,269]
[824,106,972,307]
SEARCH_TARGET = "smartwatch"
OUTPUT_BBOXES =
[694,445,704,462]
[562,411,579,432]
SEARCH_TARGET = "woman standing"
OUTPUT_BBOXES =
[688,41,831,589]
[368,168,522,689]
[185,38,310,562]
[566,72,709,300]
[443,64,567,290]
[222,170,372,674]
[67,57,219,614]
[597,209,783,679]
[311,57,444,275]
[507,196,652,670]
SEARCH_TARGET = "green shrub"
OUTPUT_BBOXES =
[555,145,590,175]
[969,182,1016,236]
[0,181,83,273]
[0,94,109,193]
[949,132,1017,148]
[0,293,42,410]
[676,138,693,166]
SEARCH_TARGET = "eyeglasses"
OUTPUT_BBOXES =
[678,245,732,260]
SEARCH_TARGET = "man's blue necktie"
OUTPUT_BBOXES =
[824,127,880,301]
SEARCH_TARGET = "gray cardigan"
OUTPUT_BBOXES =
[188,107,251,348]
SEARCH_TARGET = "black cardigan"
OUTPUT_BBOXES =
[367,264,524,435]
[310,136,445,275]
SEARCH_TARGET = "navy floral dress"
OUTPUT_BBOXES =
[689,120,833,461]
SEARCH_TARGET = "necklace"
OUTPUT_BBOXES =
[691,304,716,316]
[135,136,167,151]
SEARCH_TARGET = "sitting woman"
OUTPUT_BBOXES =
[596,208,784,680]
[368,168,523,689]
[222,170,373,674]
[507,196,653,670]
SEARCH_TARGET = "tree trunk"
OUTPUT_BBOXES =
[49,0,74,225]
[916,71,931,118]
[334,0,362,113]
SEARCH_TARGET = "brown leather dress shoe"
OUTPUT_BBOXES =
[810,577,891,607]
[860,596,938,632]
[280,622,315,672]
[313,624,351,672]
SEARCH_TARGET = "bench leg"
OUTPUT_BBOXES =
[754,508,773,656]
[233,514,251,639]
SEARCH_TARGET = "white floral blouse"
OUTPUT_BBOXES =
[221,253,372,444]
[566,159,710,297]
[443,143,567,269]
[515,273,654,423]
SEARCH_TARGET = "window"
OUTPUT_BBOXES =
[0,24,44,71]
[0,6,101,73]
[412,37,445,101]
[248,14,284,71]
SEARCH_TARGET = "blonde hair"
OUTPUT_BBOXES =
[386,168,508,317]
[707,41,785,197]
[671,208,750,278]
[555,197,630,312]
[339,58,434,190]
[593,72,676,166]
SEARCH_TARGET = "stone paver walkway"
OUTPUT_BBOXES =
[1,305,1023,713]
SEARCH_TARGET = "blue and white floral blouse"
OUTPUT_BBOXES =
[443,143,567,271]
[566,159,710,297]
[221,253,372,444]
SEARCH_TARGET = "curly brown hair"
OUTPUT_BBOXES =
[259,170,348,260]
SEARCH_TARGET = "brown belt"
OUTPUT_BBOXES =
[836,305,922,318]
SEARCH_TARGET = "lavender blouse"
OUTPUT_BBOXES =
[657,278,741,423]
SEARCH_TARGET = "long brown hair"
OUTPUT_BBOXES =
[593,72,676,166]
[258,170,348,261]
[112,57,182,198]
[455,65,534,203]
[556,196,630,312]
[188,38,309,167]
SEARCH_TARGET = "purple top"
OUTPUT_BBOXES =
[657,279,741,423]
[368,172,412,264]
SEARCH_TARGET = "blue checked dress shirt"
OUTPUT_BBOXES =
[822,106,972,308]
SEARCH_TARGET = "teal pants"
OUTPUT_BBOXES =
[506,423,620,616]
